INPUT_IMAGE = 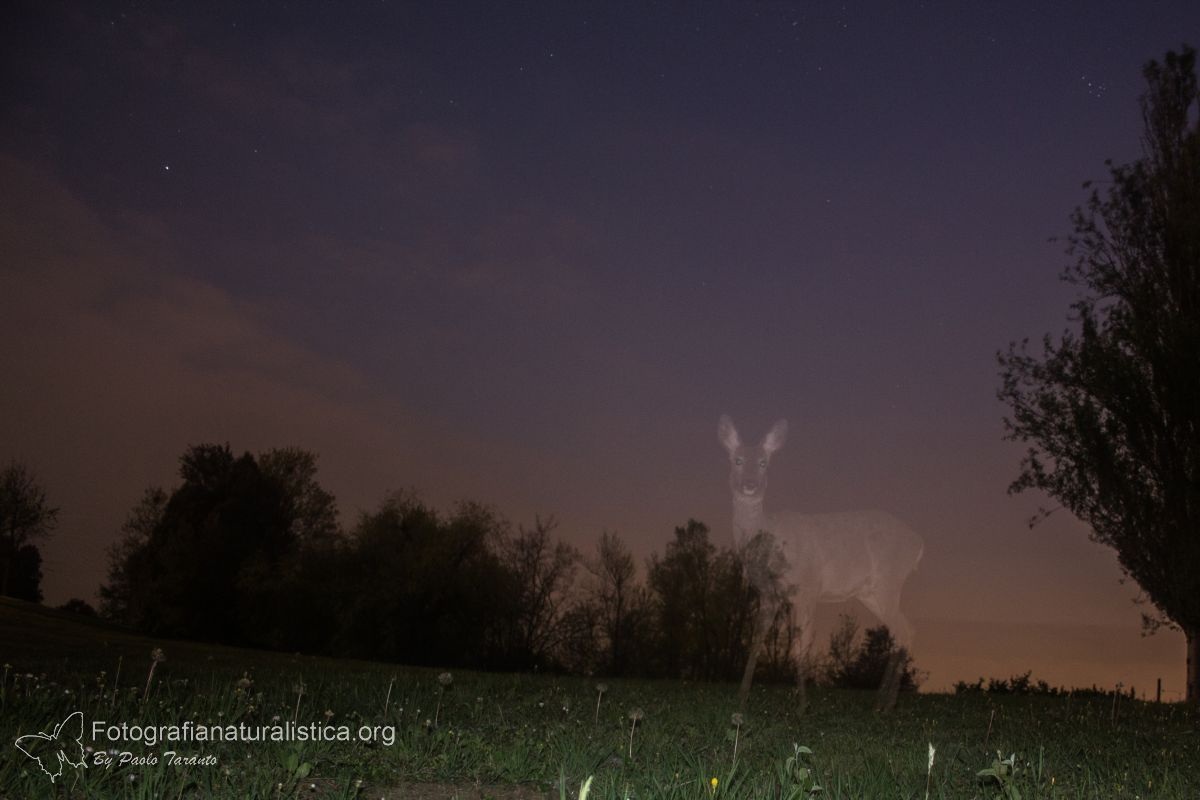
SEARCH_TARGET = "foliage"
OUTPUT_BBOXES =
[997,47,1200,699]
[822,614,920,692]
[0,459,58,600]
[257,447,340,547]
[102,445,298,647]
[582,530,651,677]
[332,492,511,668]
[647,520,759,681]
[99,444,914,686]
[55,597,97,616]
[953,673,1137,700]
[100,486,167,620]
[494,516,582,671]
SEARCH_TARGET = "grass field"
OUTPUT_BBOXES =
[1,599,1196,799]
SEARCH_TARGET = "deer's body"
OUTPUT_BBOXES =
[719,415,923,712]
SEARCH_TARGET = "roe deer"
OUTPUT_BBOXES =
[718,415,923,713]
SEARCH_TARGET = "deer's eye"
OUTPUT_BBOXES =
[734,457,743,466]
[759,459,767,468]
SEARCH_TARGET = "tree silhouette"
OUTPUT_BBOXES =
[824,618,920,692]
[497,516,580,670]
[105,444,298,646]
[335,493,511,667]
[647,520,758,680]
[0,460,58,600]
[998,47,1200,703]
[100,487,167,620]
[584,531,649,676]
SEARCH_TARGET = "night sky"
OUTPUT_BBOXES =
[3,1,1197,694]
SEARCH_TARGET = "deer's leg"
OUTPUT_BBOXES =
[794,605,815,716]
[876,646,910,712]
[738,603,772,711]
[861,594,915,713]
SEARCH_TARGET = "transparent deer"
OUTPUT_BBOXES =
[718,415,923,713]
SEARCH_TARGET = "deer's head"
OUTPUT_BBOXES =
[718,415,788,502]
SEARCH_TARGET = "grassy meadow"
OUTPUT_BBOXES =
[1,599,1196,799]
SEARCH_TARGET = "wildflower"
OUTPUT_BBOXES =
[293,679,307,723]
[435,673,453,726]
[627,708,644,759]
[731,712,744,759]
[594,684,608,723]
[710,776,719,791]
[143,648,165,703]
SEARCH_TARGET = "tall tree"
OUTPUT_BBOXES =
[336,493,510,666]
[647,520,757,680]
[99,487,168,620]
[257,447,340,547]
[498,516,580,670]
[585,530,648,676]
[0,460,58,599]
[105,444,294,645]
[998,47,1200,703]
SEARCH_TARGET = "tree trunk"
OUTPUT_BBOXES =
[1187,627,1199,705]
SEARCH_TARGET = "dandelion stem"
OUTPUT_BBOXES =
[142,659,158,704]
[293,678,305,723]
[112,655,122,708]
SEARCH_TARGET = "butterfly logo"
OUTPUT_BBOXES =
[14,710,88,783]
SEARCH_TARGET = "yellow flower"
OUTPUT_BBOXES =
[710,776,718,791]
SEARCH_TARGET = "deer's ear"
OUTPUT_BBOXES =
[717,415,741,453]
[763,419,788,454]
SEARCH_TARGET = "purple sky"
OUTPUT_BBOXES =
[2,1,1196,695]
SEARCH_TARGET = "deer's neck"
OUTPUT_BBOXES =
[731,495,766,542]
